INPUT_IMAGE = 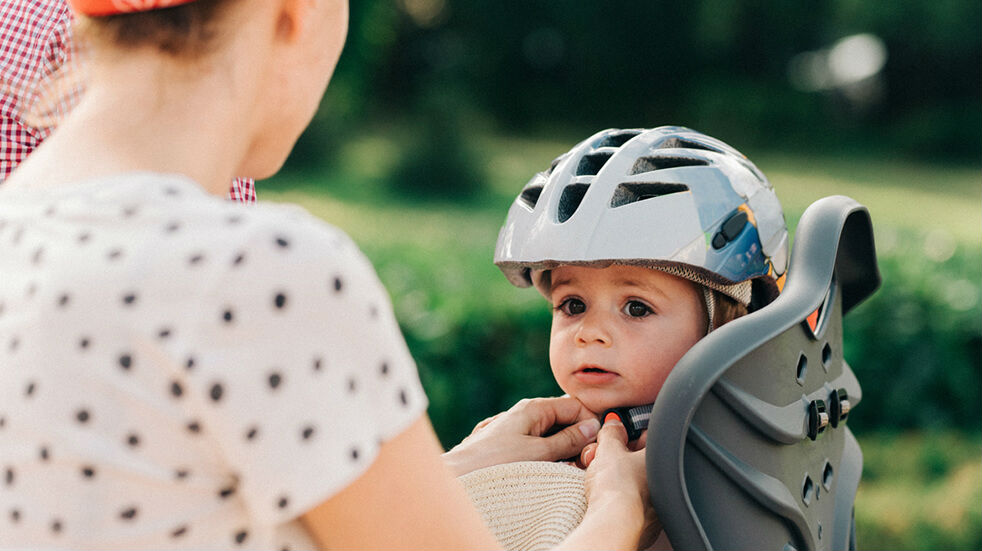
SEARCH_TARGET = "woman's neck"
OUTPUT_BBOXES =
[7,42,264,196]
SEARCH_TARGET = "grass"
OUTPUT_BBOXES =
[261,131,980,550]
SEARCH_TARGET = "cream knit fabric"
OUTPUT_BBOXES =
[459,461,587,551]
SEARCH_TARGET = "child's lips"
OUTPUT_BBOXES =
[573,365,619,384]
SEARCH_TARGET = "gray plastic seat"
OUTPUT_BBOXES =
[646,195,880,551]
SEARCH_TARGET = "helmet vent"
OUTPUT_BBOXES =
[595,131,641,148]
[630,156,709,175]
[659,137,723,154]
[518,185,544,210]
[610,183,690,208]
[558,183,590,222]
[576,151,614,176]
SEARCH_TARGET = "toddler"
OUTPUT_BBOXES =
[460,126,789,549]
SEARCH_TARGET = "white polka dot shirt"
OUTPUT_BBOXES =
[0,173,427,549]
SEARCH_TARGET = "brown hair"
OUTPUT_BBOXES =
[79,0,237,58]
[711,289,749,330]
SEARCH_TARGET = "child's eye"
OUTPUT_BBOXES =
[624,300,653,318]
[557,298,586,316]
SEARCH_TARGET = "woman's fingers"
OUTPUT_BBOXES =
[578,442,599,468]
[537,417,600,462]
[513,396,594,435]
[597,412,630,450]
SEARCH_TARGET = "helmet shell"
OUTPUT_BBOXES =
[494,127,789,293]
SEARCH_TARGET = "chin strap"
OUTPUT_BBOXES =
[601,403,654,441]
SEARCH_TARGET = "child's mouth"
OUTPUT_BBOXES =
[574,365,618,383]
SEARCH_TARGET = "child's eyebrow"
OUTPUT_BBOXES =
[615,278,670,300]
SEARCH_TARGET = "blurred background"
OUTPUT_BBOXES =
[262,1,981,548]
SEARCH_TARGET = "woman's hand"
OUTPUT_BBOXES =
[442,396,601,476]
[560,414,660,550]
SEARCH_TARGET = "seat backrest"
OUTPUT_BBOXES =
[646,195,880,551]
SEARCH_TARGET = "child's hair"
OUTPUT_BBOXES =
[710,288,748,330]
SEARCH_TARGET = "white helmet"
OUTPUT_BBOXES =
[493,126,789,307]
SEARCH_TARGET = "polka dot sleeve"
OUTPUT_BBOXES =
[176,210,427,526]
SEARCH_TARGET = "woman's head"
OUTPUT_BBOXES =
[65,0,349,179]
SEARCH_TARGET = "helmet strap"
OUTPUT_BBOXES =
[703,286,716,334]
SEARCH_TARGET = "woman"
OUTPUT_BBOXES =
[0,0,652,548]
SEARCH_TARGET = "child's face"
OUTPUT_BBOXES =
[548,264,706,415]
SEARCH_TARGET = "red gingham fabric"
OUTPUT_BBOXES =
[0,0,256,202]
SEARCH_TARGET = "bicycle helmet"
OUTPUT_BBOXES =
[494,126,789,310]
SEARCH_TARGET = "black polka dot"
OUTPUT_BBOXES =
[157,327,172,339]
[126,433,140,447]
[218,486,236,499]
[222,309,234,324]
[10,508,21,523]
[78,337,91,350]
[350,447,360,461]
[244,425,259,441]
[186,421,201,434]
[379,362,389,377]
[11,227,23,245]
[171,525,188,538]
[77,232,91,244]
[25,282,36,298]
[122,292,138,306]
[165,221,181,233]
[347,378,357,393]
[81,466,96,479]
[185,356,195,370]
[399,388,409,407]
[170,381,184,398]
[277,496,289,509]
[232,252,246,267]
[51,519,63,533]
[57,294,70,307]
[370,305,379,319]
[107,248,123,261]
[301,425,316,441]
[333,277,343,293]
[313,357,323,372]
[275,236,290,249]
[76,409,90,424]
[164,187,179,196]
[4,467,13,486]
[234,530,249,545]
[24,380,36,397]
[175,469,190,480]
[273,292,287,310]
[122,205,138,218]
[119,507,138,521]
[268,372,282,390]
[31,247,44,265]
[209,383,224,402]
[0,415,5,428]
[188,253,205,266]
[8,337,19,353]
[226,215,242,225]
[39,446,50,461]
[119,354,133,371]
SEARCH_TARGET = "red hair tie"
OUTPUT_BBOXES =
[70,0,199,16]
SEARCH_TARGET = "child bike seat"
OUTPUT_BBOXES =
[646,195,880,551]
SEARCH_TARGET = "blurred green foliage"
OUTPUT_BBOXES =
[287,0,981,182]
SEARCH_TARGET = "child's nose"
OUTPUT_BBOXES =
[575,311,612,346]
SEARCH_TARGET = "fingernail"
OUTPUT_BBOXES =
[604,412,622,425]
[579,418,600,438]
